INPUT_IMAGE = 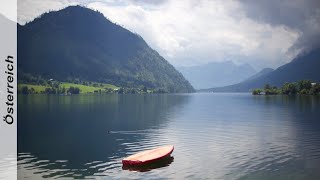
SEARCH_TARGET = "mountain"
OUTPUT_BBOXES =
[244,68,274,81]
[202,49,320,92]
[177,61,256,89]
[18,6,194,93]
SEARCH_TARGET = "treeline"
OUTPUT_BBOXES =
[19,85,81,95]
[19,85,169,95]
[252,80,320,95]
[116,87,168,94]
[18,73,170,95]
[19,73,106,87]
[18,73,171,95]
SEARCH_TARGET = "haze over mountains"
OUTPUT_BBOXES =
[18,6,194,93]
[177,61,257,89]
[202,49,320,92]
[15,5,320,93]
[244,68,274,82]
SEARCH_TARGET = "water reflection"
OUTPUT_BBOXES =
[242,95,320,180]
[18,93,320,179]
[18,94,191,179]
[122,156,174,172]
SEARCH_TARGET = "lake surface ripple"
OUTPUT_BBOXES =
[18,93,320,179]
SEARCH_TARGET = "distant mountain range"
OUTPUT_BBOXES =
[244,68,274,82]
[18,6,194,93]
[202,49,320,92]
[177,61,256,89]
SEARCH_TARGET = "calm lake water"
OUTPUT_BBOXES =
[18,93,320,179]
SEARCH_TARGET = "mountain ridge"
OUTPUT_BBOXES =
[177,61,256,89]
[244,68,274,82]
[18,6,194,93]
[201,49,320,92]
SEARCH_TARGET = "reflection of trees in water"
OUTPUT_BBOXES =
[254,95,320,112]
[254,95,320,131]
[252,95,320,167]
[18,94,191,178]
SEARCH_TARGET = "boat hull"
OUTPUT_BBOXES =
[122,145,174,166]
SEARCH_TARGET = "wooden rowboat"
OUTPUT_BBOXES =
[122,145,174,166]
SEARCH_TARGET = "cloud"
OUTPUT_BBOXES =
[239,0,320,54]
[128,0,168,6]
[0,0,17,22]
[18,0,71,24]
[18,0,317,70]
[87,0,299,69]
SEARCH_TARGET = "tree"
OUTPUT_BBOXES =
[118,88,124,94]
[39,79,46,85]
[143,86,147,93]
[299,89,309,95]
[311,83,320,95]
[74,87,80,94]
[22,86,29,94]
[282,82,297,95]
[68,86,80,94]
[73,79,80,84]
[264,84,273,95]
[252,89,262,95]
[59,87,66,94]
[130,89,137,94]
[30,87,35,94]
[265,86,279,95]
[155,88,168,93]
[264,84,271,90]
[45,87,56,94]
[105,88,113,93]
[297,80,312,92]
[52,81,60,89]
[253,80,320,96]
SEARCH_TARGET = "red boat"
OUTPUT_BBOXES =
[122,145,174,166]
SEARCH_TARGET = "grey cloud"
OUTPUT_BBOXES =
[239,0,320,53]
[128,0,167,5]
[18,0,303,69]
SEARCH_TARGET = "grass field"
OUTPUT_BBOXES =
[60,83,118,93]
[18,82,119,94]
[18,84,48,93]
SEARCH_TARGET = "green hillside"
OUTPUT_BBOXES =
[18,6,194,93]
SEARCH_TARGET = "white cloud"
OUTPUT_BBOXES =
[87,0,299,69]
[18,0,70,24]
[0,0,17,22]
[18,0,301,70]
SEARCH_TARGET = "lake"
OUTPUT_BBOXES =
[18,93,320,179]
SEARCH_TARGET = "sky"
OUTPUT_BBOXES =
[17,0,320,70]
[0,1,17,22]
